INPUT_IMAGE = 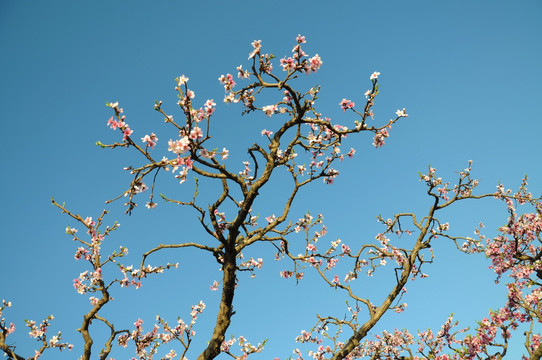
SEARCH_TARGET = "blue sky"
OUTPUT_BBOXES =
[1,1,541,358]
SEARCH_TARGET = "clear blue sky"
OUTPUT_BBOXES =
[1,1,541,358]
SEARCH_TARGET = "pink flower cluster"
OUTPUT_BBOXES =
[204,99,216,116]
[118,302,205,358]
[0,300,15,336]
[220,335,266,358]
[106,102,133,141]
[262,104,277,117]
[239,257,263,271]
[372,128,389,148]
[19,314,74,356]
[218,74,236,91]
[339,99,355,111]
[279,35,322,74]
[141,133,158,149]
[248,40,261,59]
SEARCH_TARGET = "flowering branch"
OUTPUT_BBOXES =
[4,35,532,360]
[0,300,72,360]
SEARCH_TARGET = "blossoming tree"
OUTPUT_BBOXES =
[1,36,540,360]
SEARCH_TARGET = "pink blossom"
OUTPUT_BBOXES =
[89,297,99,306]
[141,133,158,149]
[65,226,78,235]
[74,247,89,260]
[73,277,86,294]
[210,280,219,291]
[199,148,215,159]
[133,183,147,193]
[372,128,390,148]
[323,168,339,184]
[248,40,262,59]
[107,116,118,130]
[204,99,216,116]
[280,57,296,72]
[307,54,323,73]
[438,222,450,232]
[370,71,381,80]
[218,74,236,91]
[122,126,133,141]
[394,303,407,313]
[221,338,235,352]
[327,258,338,270]
[221,148,229,160]
[177,75,189,85]
[280,270,293,278]
[237,65,251,79]
[396,108,408,117]
[189,126,203,140]
[292,43,306,59]
[261,129,273,137]
[339,99,355,111]
[107,101,122,113]
[168,136,190,155]
[262,105,277,117]
[134,318,144,328]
